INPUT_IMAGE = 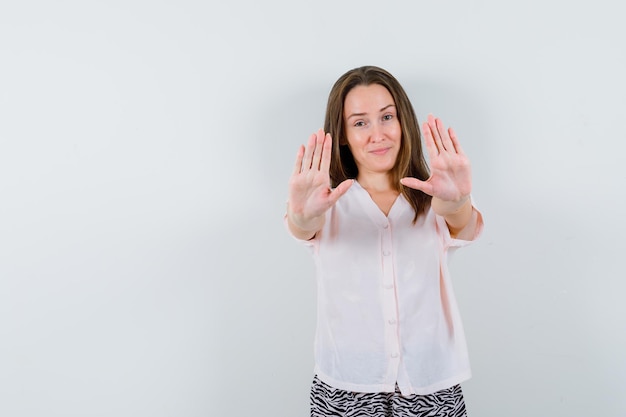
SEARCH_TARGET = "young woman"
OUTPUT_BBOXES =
[286,66,483,417]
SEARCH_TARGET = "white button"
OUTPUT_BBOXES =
[383,250,391,256]
[384,283,393,289]
[383,223,389,229]
[391,352,399,358]
[388,319,397,325]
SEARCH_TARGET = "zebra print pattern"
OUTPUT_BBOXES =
[310,376,467,417]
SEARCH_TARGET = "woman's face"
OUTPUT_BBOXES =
[343,84,401,178]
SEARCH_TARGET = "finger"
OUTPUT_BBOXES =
[448,127,465,155]
[435,117,455,153]
[427,114,444,153]
[329,179,354,205]
[292,145,305,175]
[400,177,434,196]
[311,128,325,170]
[422,121,439,158]
[319,133,332,174]
[301,132,317,171]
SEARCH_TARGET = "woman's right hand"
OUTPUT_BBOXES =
[287,129,353,239]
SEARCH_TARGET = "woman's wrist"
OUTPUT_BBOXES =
[431,195,470,217]
[286,204,325,237]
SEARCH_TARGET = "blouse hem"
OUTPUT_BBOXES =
[313,366,472,396]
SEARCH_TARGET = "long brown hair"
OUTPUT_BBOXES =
[324,65,431,222]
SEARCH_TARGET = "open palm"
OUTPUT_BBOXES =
[400,114,471,202]
[288,129,353,227]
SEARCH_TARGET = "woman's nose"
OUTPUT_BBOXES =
[370,122,384,142]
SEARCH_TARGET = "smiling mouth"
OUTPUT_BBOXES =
[370,147,391,155]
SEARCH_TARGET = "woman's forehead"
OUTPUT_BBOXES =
[344,84,395,115]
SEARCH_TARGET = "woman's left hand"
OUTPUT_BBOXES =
[400,114,471,202]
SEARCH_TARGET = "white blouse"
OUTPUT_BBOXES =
[289,181,484,396]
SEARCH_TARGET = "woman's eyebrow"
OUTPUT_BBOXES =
[346,104,396,120]
[346,111,367,119]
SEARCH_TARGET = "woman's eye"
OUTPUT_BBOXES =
[383,114,393,121]
[354,121,365,127]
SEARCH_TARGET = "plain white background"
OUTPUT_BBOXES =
[1,1,624,416]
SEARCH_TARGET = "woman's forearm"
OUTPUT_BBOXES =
[431,196,473,237]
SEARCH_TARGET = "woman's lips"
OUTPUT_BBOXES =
[370,147,391,156]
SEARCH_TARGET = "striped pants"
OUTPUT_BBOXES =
[310,376,467,417]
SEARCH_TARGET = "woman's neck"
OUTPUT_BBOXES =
[357,172,396,193]
[357,173,399,216]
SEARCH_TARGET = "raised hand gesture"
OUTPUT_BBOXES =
[400,114,472,203]
[287,129,353,239]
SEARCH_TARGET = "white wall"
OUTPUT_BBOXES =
[1,1,624,416]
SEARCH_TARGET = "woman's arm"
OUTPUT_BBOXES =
[286,129,353,240]
[400,114,474,238]
[286,207,325,241]
[431,196,473,238]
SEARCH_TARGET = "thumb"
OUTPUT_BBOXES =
[400,177,433,196]
[329,179,354,205]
